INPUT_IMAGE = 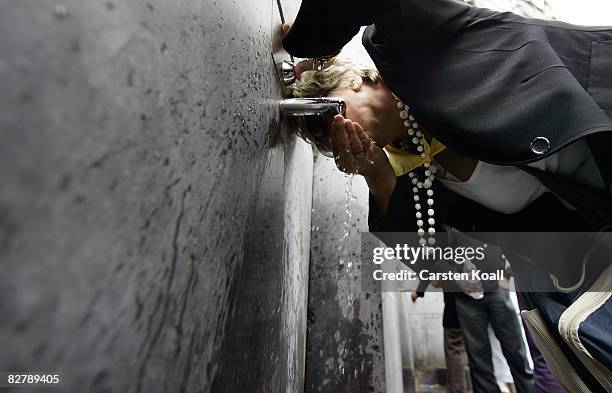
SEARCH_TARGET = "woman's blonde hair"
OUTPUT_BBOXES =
[288,58,381,98]
[287,59,381,154]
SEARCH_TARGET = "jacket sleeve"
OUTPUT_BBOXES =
[368,174,420,232]
[283,0,471,58]
[282,0,372,58]
[387,0,471,46]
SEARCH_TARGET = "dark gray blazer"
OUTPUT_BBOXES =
[361,0,612,165]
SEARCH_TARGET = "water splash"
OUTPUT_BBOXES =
[338,174,356,261]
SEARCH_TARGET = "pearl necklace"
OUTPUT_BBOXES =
[396,100,437,246]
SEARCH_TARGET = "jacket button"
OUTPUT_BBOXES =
[530,137,551,155]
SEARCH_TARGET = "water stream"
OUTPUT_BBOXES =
[338,173,356,269]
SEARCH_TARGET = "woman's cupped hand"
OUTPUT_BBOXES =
[331,115,392,181]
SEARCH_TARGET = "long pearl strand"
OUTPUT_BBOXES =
[396,100,437,246]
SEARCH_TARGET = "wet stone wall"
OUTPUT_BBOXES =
[0,0,310,392]
[306,156,386,393]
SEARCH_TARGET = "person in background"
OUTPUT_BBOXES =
[412,286,469,393]
[488,278,532,393]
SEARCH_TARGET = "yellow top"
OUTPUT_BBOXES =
[384,138,447,177]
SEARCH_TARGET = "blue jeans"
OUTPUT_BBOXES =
[455,288,534,393]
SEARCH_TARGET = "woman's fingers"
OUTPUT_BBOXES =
[346,120,365,159]
[340,121,358,172]
[294,59,313,80]
[330,116,374,174]
[354,122,376,168]
[330,115,352,172]
[354,122,374,151]
[350,121,379,175]
[330,115,344,158]
[282,22,293,34]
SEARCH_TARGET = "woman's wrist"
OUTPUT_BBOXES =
[363,163,394,185]
[365,166,397,215]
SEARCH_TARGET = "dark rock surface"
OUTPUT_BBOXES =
[0,0,310,392]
